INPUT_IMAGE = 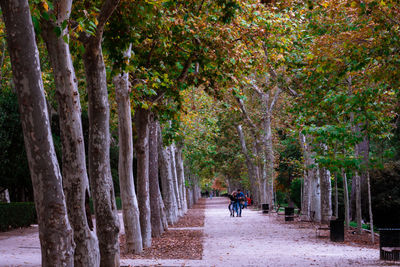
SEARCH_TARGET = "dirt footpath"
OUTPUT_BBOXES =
[0,197,390,266]
[202,197,381,267]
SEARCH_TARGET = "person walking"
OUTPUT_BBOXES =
[236,189,245,217]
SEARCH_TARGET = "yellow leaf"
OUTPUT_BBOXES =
[42,1,49,11]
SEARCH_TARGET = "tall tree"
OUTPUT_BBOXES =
[113,46,143,254]
[149,114,165,237]
[39,0,100,265]
[79,0,121,265]
[1,0,74,265]
[134,107,152,248]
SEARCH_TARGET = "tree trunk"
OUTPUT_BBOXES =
[158,134,178,224]
[299,134,313,220]
[134,107,152,248]
[170,144,183,216]
[311,167,321,222]
[82,13,121,266]
[236,125,259,204]
[320,166,332,224]
[175,143,188,214]
[366,171,375,242]
[342,169,350,229]
[149,115,164,237]
[40,1,100,264]
[159,186,169,230]
[355,171,363,234]
[334,173,339,218]
[1,1,75,265]
[263,108,275,209]
[114,72,142,254]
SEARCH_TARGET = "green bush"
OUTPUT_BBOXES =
[0,202,37,231]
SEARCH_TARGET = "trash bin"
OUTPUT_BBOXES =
[379,228,400,261]
[261,204,269,214]
[285,207,294,221]
[330,219,344,242]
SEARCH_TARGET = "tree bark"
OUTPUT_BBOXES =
[81,1,121,265]
[299,133,313,220]
[366,171,375,242]
[175,143,188,214]
[334,173,339,218]
[149,115,164,237]
[319,166,332,224]
[134,107,152,248]
[1,1,74,265]
[159,137,178,224]
[40,1,100,265]
[236,124,259,204]
[114,71,142,254]
[170,144,183,216]
[342,170,350,229]
[311,167,321,222]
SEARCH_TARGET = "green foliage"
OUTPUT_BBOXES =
[0,202,37,231]
[289,178,301,209]
[0,89,32,201]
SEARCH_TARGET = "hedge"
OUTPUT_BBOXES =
[0,197,122,232]
[0,202,37,231]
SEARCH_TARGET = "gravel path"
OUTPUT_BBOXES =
[0,197,389,266]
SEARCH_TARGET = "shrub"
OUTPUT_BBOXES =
[0,202,37,231]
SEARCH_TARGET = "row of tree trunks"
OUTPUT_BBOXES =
[159,130,179,224]
[1,1,75,265]
[4,0,193,264]
[300,136,334,224]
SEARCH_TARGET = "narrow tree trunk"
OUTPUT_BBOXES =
[149,115,164,237]
[299,133,312,220]
[170,144,183,216]
[158,124,178,224]
[342,170,350,229]
[114,71,142,254]
[334,173,339,218]
[175,143,188,214]
[236,125,259,204]
[40,1,99,264]
[311,167,321,222]
[134,107,152,247]
[355,171,363,234]
[320,166,332,224]
[1,1,74,265]
[366,171,374,242]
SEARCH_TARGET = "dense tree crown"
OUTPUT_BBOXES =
[0,0,399,263]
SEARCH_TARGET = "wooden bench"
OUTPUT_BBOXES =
[315,225,330,237]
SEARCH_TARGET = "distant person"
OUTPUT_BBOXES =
[210,191,213,199]
[236,189,245,217]
[229,191,238,217]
